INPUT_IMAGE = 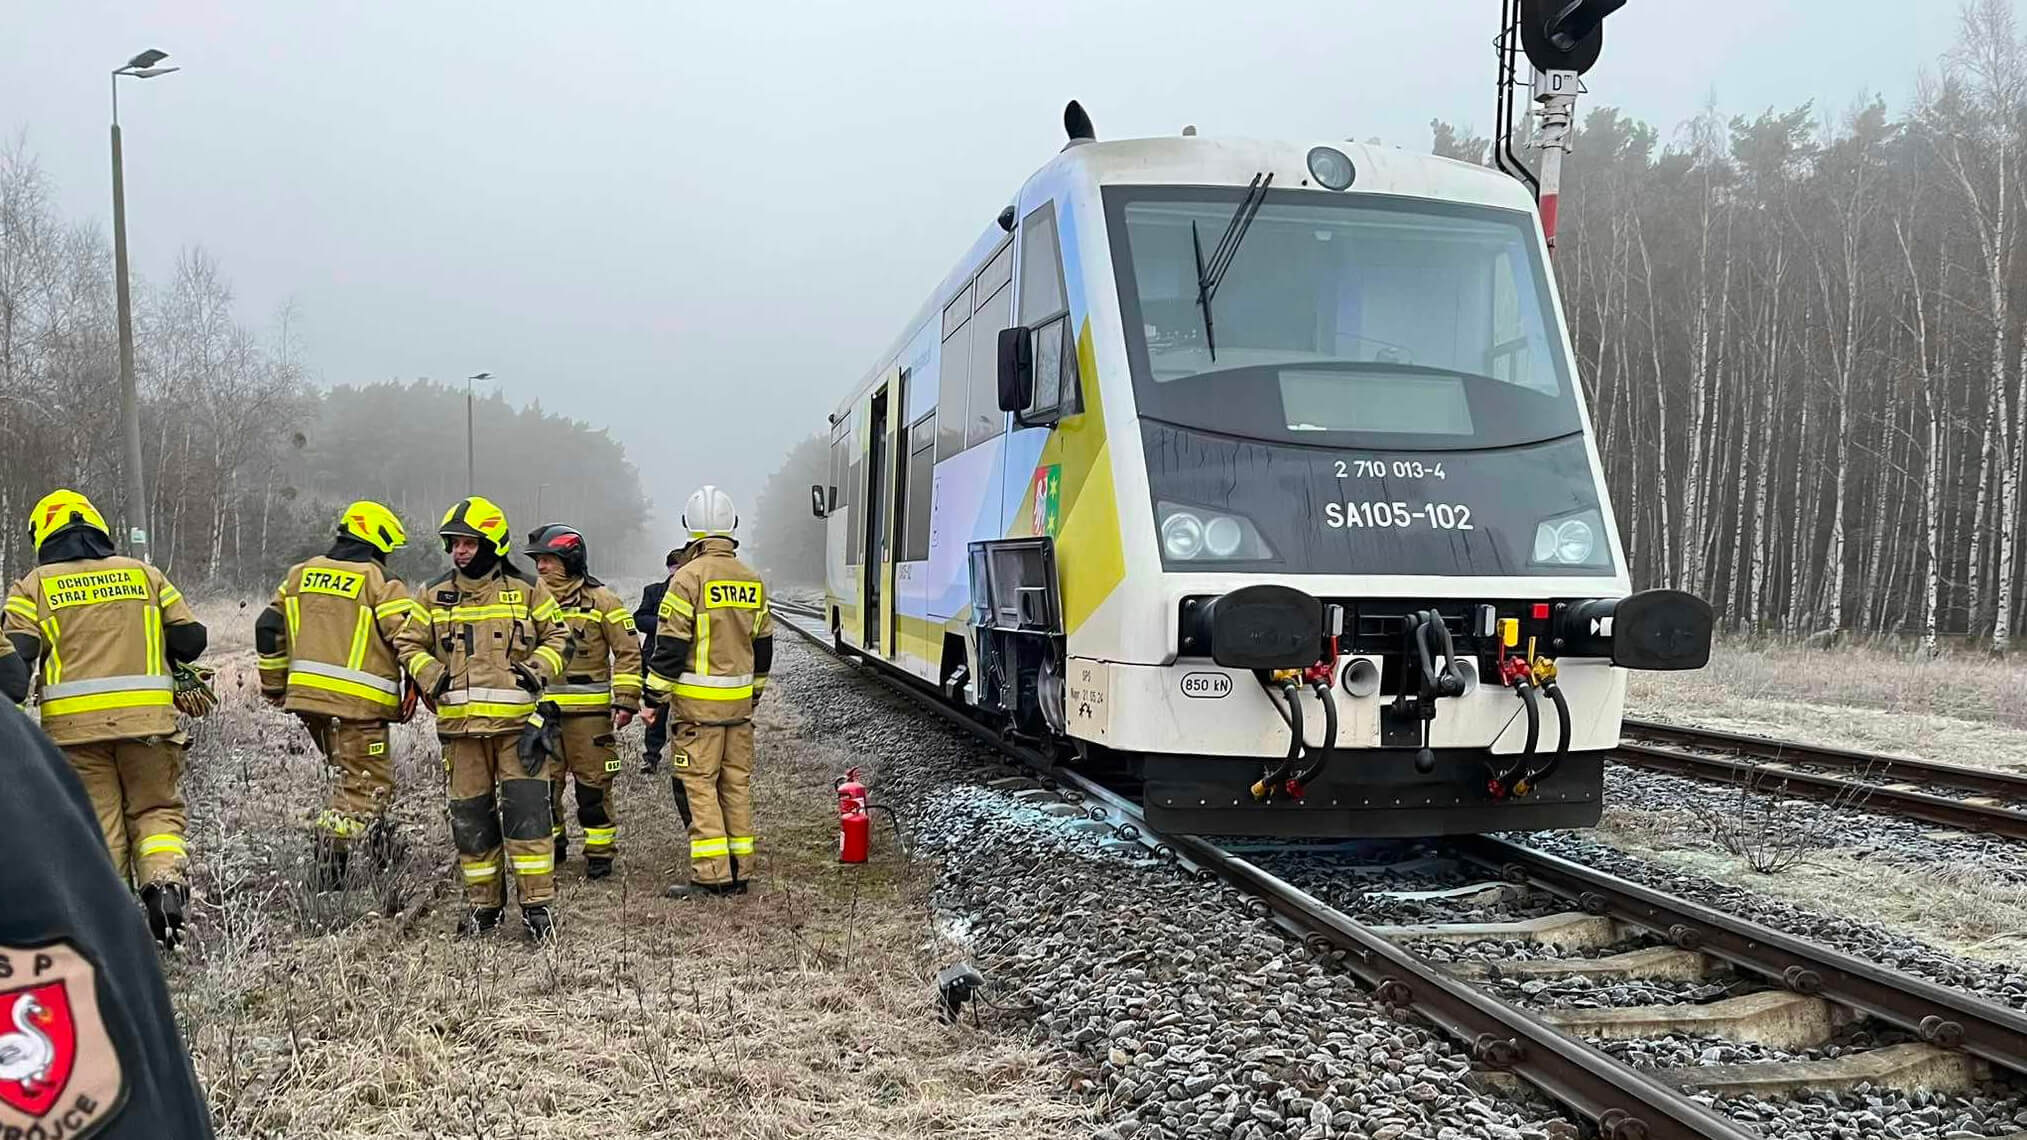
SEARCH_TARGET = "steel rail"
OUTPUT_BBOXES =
[772,608,1755,1140]
[1459,835,2027,1078]
[1611,740,2027,841]
[1621,717,2027,802]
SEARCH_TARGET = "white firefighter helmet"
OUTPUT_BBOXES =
[682,485,739,538]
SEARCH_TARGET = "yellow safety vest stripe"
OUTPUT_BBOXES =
[690,837,729,858]
[508,853,555,874]
[673,682,751,701]
[43,681,174,709]
[39,617,60,686]
[437,701,538,720]
[659,594,694,619]
[4,596,36,621]
[374,598,425,621]
[532,645,565,675]
[547,691,613,709]
[460,861,500,881]
[257,654,291,670]
[429,603,526,622]
[136,834,188,857]
[727,836,755,855]
[158,585,183,607]
[289,671,402,709]
[609,674,642,691]
[532,598,561,621]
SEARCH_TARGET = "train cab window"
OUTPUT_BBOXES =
[967,242,1014,448]
[827,421,849,511]
[902,414,935,561]
[937,284,972,460]
[1017,202,1081,423]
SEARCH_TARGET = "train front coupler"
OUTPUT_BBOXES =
[1393,608,1468,774]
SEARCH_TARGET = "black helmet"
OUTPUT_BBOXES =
[522,523,588,578]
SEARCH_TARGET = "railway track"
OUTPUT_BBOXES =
[771,602,2027,1140]
[1614,719,2027,842]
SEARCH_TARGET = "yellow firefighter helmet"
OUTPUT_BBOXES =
[28,489,111,552]
[438,496,512,556]
[339,500,407,554]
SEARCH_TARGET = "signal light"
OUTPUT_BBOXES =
[1519,0,1626,75]
[1531,603,1551,620]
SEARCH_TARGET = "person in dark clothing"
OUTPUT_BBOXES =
[633,548,684,779]
[0,698,215,1139]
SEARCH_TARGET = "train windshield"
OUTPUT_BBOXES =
[1106,187,1583,450]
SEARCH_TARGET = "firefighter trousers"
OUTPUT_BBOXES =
[550,714,620,860]
[297,713,393,852]
[668,720,753,887]
[444,734,556,909]
[63,737,188,888]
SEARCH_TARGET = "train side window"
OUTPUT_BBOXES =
[827,425,848,511]
[967,242,1014,448]
[937,286,972,461]
[902,414,935,562]
[1017,202,1081,424]
[1018,202,1065,324]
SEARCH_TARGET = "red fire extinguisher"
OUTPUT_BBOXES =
[837,767,870,864]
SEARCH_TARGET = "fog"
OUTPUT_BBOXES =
[2,1,1941,554]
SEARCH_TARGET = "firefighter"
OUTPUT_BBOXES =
[642,486,773,899]
[632,547,683,779]
[522,523,641,880]
[393,496,574,940]
[254,501,423,890]
[1,490,208,949]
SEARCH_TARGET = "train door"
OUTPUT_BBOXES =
[882,368,908,659]
[863,385,888,653]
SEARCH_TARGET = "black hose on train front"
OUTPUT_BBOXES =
[1515,680,1572,797]
[1252,674,1304,801]
[1284,679,1337,798]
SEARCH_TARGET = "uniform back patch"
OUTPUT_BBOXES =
[0,941,123,1138]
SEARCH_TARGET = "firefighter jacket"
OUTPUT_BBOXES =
[645,538,774,721]
[393,560,572,738]
[255,539,423,720]
[0,633,26,705]
[2,547,204,747]
[544,575,643,715]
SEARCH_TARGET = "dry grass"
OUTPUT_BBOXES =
[167,641,1086,1139]
[1627,639,2027,773]
[1596,804,2027,963]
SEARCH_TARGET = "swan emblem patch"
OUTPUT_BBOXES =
[0,942,121,1137]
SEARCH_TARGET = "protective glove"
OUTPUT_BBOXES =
[398,677,422,724]
[612,707,634,730]
[510,660,543,694]
[171,662,218,718]
[516,700,564,776]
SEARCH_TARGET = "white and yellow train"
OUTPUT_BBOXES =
[816,105,1710,837]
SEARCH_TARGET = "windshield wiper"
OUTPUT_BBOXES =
[1191,171,1274,362]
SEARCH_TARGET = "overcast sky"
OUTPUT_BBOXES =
[3,1,1953,551]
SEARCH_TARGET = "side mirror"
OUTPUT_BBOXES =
[996,325,1034,412]
[810,484,828,519]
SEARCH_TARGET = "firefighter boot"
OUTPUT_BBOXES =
[457,906,503,938]
[554,831,569,866]
[141,882,188,950]
[728,854,748,894]
[586,854,614,880]
[664,881,740,901]
[523,904,556,942]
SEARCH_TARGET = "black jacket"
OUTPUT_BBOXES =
[634,578,668,646]
[0,702,214,1138]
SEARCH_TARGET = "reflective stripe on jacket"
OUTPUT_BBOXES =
[2,558,198,745]
[392,563,572,737]
[543,577,643,713]
[645,538,774,721]
[260,556,419,720]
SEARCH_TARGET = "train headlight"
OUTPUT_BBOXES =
[1531,509,1609,567]
[1158,503,1275,562]
[1162,510,1206,560]
[1307,146,1356,190]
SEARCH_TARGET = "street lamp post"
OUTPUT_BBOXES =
[111,48,179,564]
[465,372,493,493]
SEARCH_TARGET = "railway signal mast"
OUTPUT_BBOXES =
[1494,0,1627,254]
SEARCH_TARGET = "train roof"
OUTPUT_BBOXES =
[831,134,1540,419]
